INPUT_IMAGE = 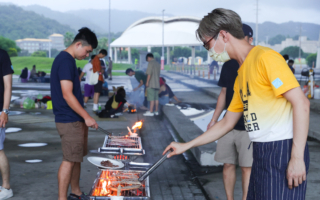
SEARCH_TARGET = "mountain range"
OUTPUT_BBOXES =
[23,5,320,41]
[0,3,319,43]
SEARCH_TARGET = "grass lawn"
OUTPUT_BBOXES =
[11,57,132,75]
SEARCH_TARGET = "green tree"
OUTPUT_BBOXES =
[64,32,74,47]
[31,51,47,57]
[0,5,74,40]
[280,46,305,59]
[0,36,20,52]
[93,37,108,54]
[195,50,207,61]
[153,52,161,62]
[268,34,287,45]
[7,48,18,57]
[306,53,317,67]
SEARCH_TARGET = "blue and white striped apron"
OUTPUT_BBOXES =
[247,139,309,200]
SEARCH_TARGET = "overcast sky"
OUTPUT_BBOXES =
[1,0,320,24]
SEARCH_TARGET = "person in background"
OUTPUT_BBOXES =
[77,67,82,77]
[206,23,254,200]
[135,58,138,69]
[158,77,181,105]
[37,71,46,83]
[102,81,109,97]
[288,59,295,74]
[50,27,98,200]
[30,65,37,78]
[283,54,289,63]
[143,53,160,116]
[209,60,219,75]
[92,49,107,112]
[164,8,310,200]
[0,49,14,199]
[125,68,148,110]
[79,55,95,108]
[19,67,28,81]
[107,57,112,80]
[104,88,131,116]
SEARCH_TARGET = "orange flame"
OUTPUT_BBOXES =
[132,121,143,130]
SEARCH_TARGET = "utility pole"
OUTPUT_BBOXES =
[161,9,165,70]
[255,0,259,45]
[108,0,111,59]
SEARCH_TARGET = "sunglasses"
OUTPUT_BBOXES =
[203,35,216,50]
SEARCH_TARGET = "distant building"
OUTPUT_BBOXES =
[15,33,65,54]
[259,35,320,54]
[49,33,65,51]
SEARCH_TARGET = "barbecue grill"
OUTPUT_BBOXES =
[98,136,144,155]
[89,169,150,200]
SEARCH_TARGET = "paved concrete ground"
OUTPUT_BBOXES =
[4,82,208,199]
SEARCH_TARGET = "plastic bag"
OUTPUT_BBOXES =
[23,97,35,109]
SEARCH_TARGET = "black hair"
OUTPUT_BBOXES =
[91,55,96,60]
[125,68,134,75]
[161,77,166,82]
[99,49,107,56]
[117,88,126,98]
[72,27,98,49]
[288,59,294,64]
[283,54,289,61]
[146,53,154,61]
[33,65,36,69]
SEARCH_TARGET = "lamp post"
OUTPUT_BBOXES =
[161,9,165,70]
[108,0,111,60]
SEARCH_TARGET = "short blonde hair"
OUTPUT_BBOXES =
[196,8,244,41]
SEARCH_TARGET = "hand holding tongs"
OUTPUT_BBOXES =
[97,126,113,136]
[138,149,173,182]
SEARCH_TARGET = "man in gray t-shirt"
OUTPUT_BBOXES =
[143,53,160,116]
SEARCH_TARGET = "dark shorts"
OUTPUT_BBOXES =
[84,84,94,97]
[94,81,103,93]
[247,139,309,200]
[56,121,88,163]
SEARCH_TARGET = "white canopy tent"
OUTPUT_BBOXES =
[110,16,210,64]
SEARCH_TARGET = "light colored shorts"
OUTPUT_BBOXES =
[147,88,159,101]
[214,129,253,167]
[56,121,88,163]
[0,128,5,150]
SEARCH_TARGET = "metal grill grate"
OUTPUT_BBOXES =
[106,136,140,149]
[89,170,150,199]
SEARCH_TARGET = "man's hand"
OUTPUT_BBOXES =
[286,157,306,189]
[0,112,8,128]
[85,116,98,129]
[163,142,191,158]
[133,87,138,92]
[207,120,216,130]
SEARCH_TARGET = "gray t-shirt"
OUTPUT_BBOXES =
[146,59,160,89]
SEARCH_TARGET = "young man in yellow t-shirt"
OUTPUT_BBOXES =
[163,8,310,200]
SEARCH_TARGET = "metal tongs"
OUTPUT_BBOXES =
[138,149,173,182]
[97,126,113,136]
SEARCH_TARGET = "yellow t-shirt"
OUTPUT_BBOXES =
[228,46,300,142]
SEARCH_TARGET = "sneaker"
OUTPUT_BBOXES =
[143,111,154,116]
[115,113,123,116]
[154,111,159,116]
[67,192,89,200]
[0,187,13,199]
